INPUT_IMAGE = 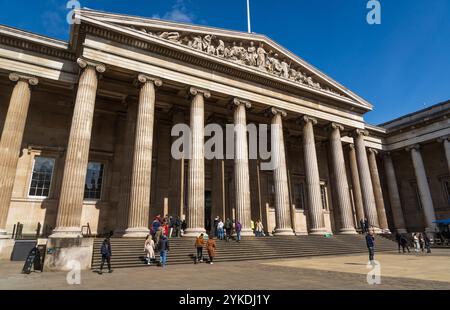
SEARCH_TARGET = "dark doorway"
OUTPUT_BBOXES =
[205,191,212,233]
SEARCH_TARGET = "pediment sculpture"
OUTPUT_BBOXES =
[127,26,346,98]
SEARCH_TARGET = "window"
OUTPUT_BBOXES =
[293,182,306,210]
[84,162,104,200]
[320,184,329,210]
[29,157,55,197]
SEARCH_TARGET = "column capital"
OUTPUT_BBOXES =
[405,144,421,152]
[232,98,252,109]
[266,107,287,118]
[348,143,356,151]
[9,72,39,86]
[367,148,379,155]
[326,122,344,132]
[136,74,163,87]
[352,128,369,138]
[189,87,211,98]
[76,58,106,73]
[437,136,450,143]
[297,115,317,126]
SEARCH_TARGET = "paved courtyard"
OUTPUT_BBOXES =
[0,249,449,290]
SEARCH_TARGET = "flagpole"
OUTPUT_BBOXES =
[247,0,251,33]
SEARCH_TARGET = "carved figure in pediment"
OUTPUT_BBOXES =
[216,40,225,57]
[237,42,248,64]
[306,76,321,89]
[257,43,267,70]
[190,35,204,51]
[295,71,307,84]
[268,54,282,76]
[203,35,216,55]
[229,42,240,61]
[247,42,257,66]
[159,32,181,42]
[280,60,290,79]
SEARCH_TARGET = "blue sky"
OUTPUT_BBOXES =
[0,0,448,124]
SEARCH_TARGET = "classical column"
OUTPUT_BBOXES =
[233,98,253,236]
[328,123,356,234]
[407,145,437,233]
[437,137,450,172]
[123,74,162,237]
[300,115,326,235]
[269,108,294,235]
[184,87,210,237]
[52,59,105,237]
[352,129,380,230]
[114,101,137,236]
[348,144,365,224]
[383,153,407,233]
[0,73,38,238]
[367,149,390,232]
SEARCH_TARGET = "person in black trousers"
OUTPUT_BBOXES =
[366,230,375,263]
[364,218,369,234]
[99,238,113,274]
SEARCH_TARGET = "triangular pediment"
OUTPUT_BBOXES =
[76,9,373,110]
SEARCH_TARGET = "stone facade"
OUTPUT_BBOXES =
[0,9,449,266]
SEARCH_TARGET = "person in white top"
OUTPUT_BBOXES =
[217,220,224,240]
[144,235,155,265]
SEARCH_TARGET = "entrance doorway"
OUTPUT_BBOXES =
[205,191,212,233]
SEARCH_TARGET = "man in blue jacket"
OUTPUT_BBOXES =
[99,238,113,274]
[366,230,375,263]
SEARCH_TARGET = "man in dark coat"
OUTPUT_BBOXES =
[364,218,369,234]
[159,235,170,268]
[99,238,113,274]
[366,231,375,263]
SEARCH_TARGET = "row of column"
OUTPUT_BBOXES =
[0,60,445,238]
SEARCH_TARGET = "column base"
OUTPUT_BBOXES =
[0,238,15,260]
[274,228,295,236]
[50,227,83,238]
[183,227,206,237]
[240,228,255,237]
[122,227,150,238]
[309,228,328,235]
[339,228,358,235]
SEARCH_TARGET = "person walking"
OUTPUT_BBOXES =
[217,219,224,240]
[413,233,420,254]
[395,232,402,253]
[174,216,181,238]
[235,220,242,242]
[364,218,369,234]
[400,234,410,253]
[169,216,174,238]
[424,233,432,254]
[213,216,220,238]
[99,238,113,274]
[144,235,155,265]
[365,230,375,263]
[419,233,425,252]
[151,216,161,238]
[255,219,264,237]
[225,218,233,242]
[158,234,170,268]
[181,219,187,236]
[195,233,205,263]
[206,237,217,265]
[359,218,365,234]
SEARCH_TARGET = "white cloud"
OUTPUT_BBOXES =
[153,0,195,23]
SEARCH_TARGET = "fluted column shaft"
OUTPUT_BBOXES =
[367,149,389,231]
[301,116,326,235]
[52,59,105,237]
[348,144,365,224]
[383,153,407,233]
[124,75,161,237]
[114,101,137,235]
[184,88,210,237]
[328,124,356,234]
[0,73,38,238]
[408,145,437,233]
[438,137,450,172]
[353,130,380,230]
[233,99,253,236]
[270,108,294,235]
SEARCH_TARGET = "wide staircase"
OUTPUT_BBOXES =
[92,234,397,269]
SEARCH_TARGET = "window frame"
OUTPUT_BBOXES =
[83,161,105,201]
[28,156,56,199]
